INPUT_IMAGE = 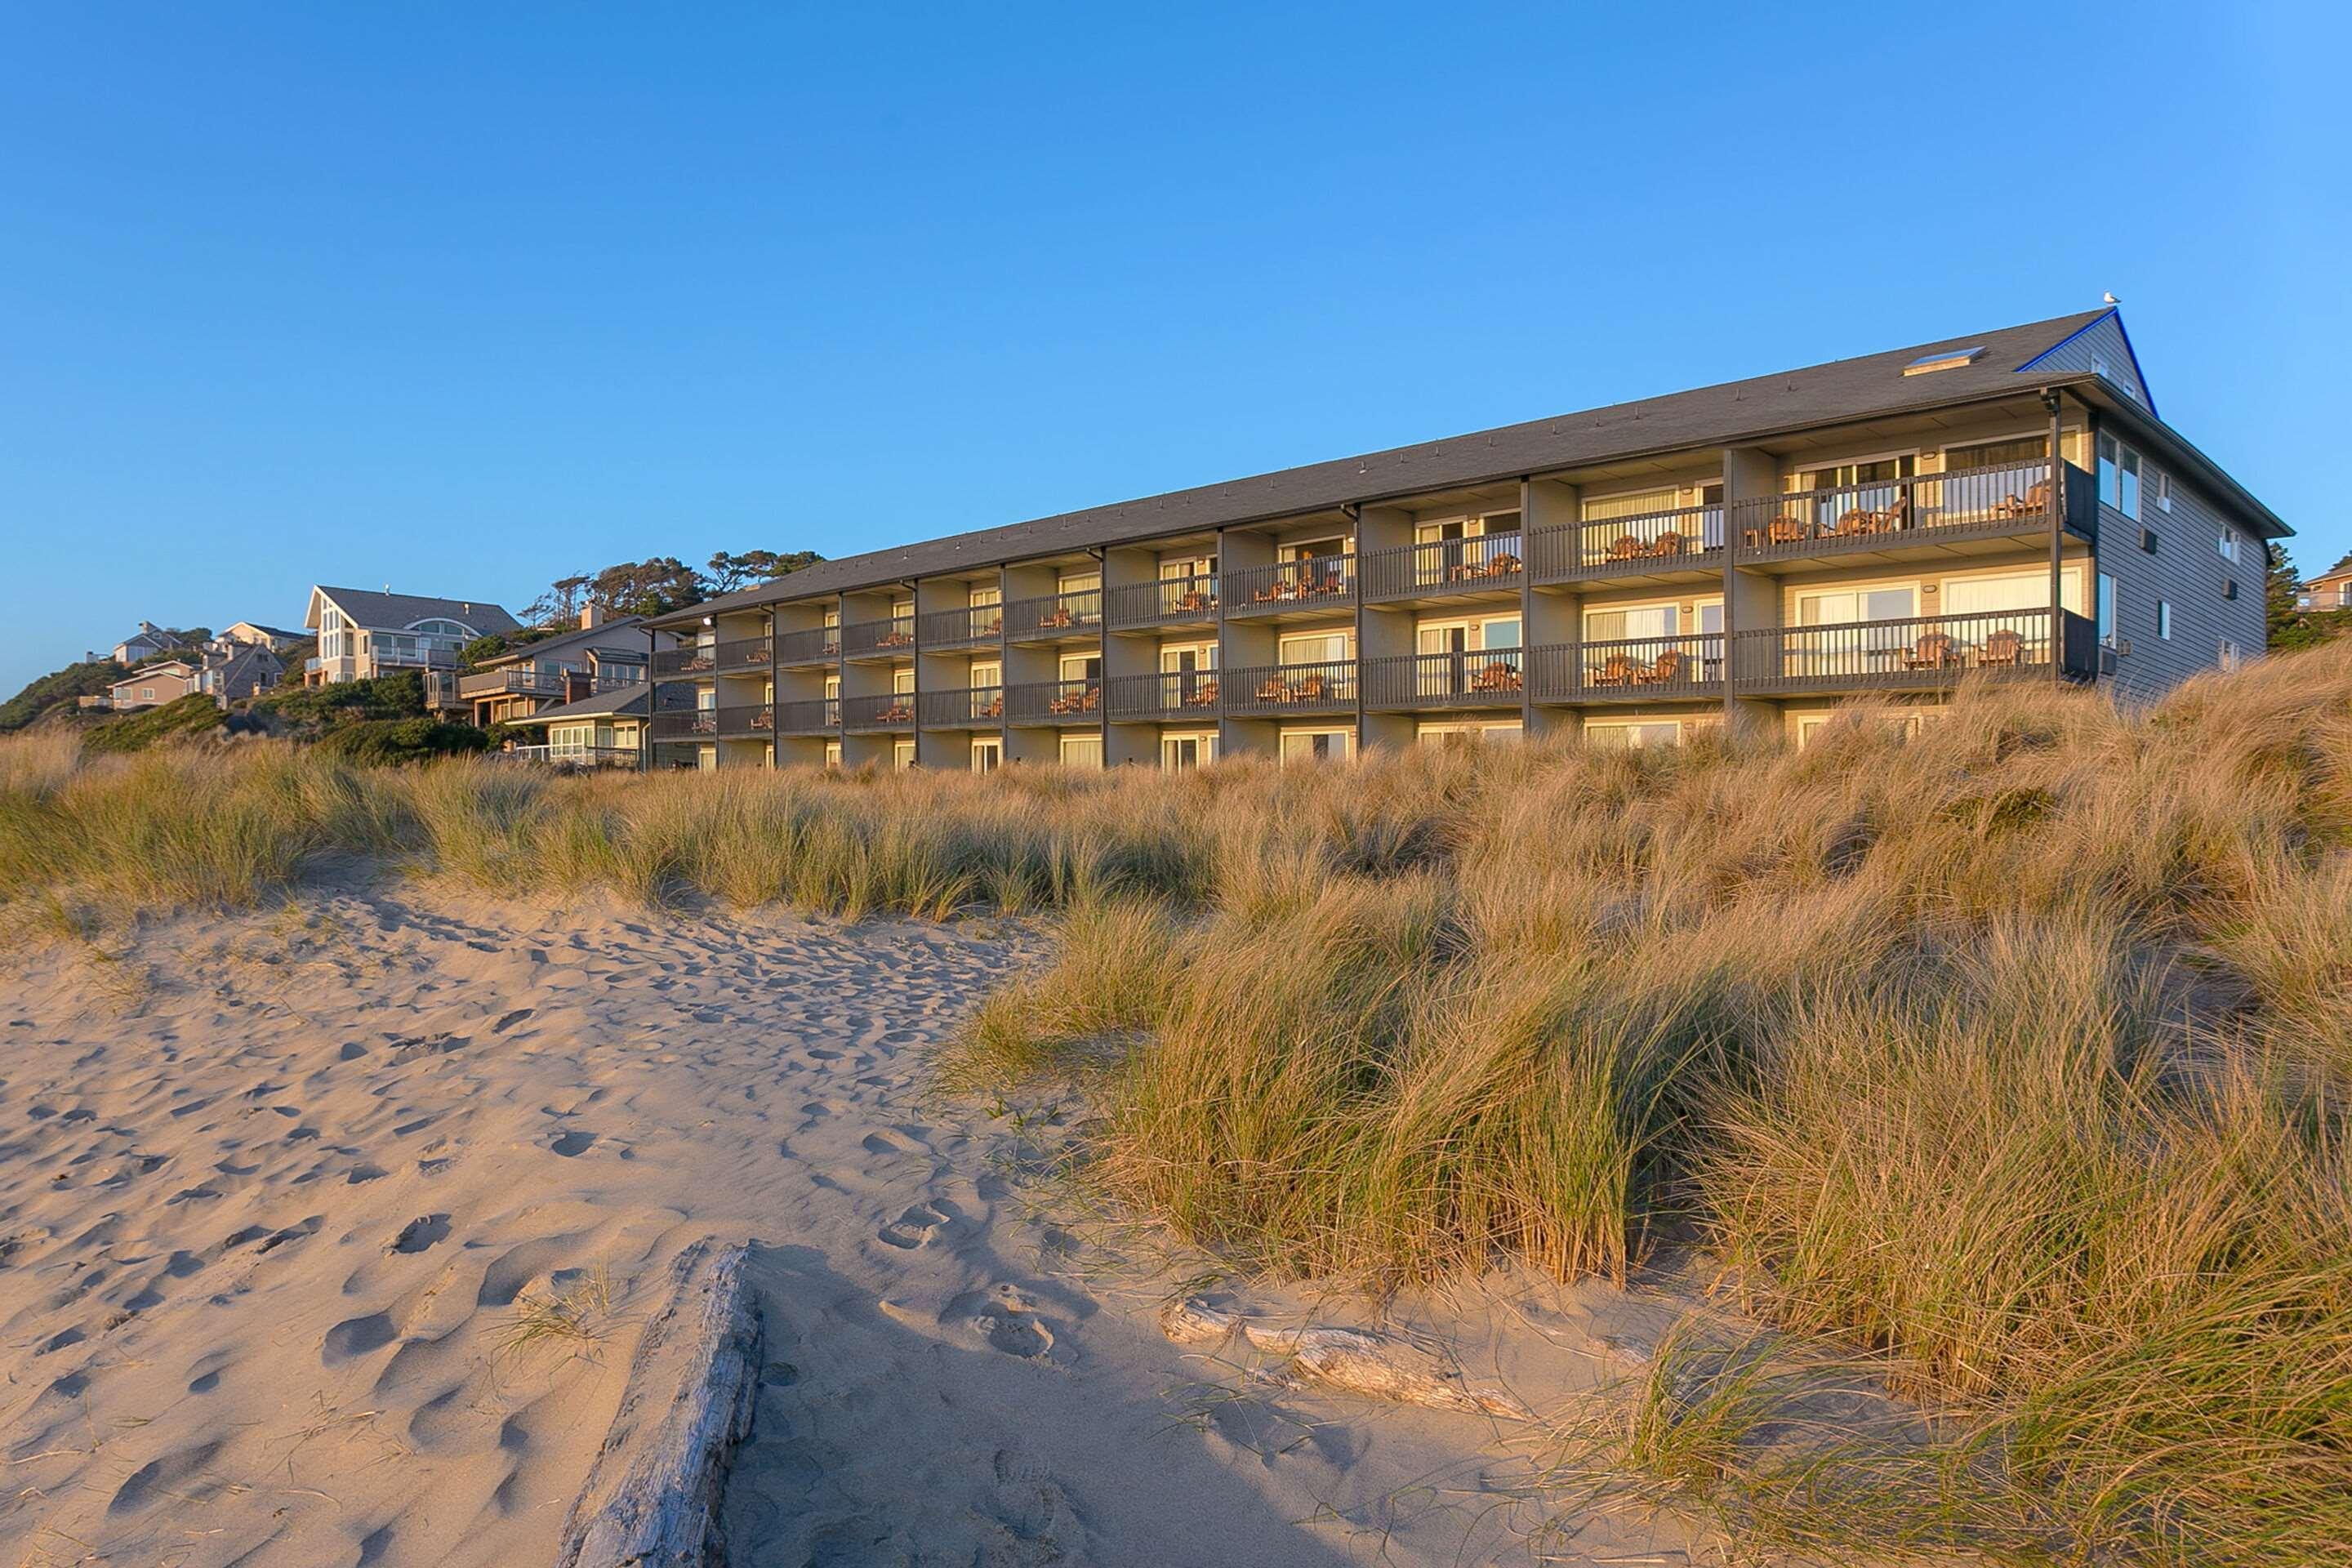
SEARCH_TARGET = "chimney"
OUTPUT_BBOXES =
[581,602,605,630]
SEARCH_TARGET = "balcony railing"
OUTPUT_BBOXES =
[710,636,772,673]
[842,692,917,730]
[650,709,718,741]
[1106,670,1223,720]
[1106,574,1220,630]
[1361,534,1526,601]
[502,743,640,769]
[915,603,1002,648]
[716,702,774,737]
[1226,557,1356,613]
[653,645,716,678]
[918,684,1004,727]
[1362,650,1526,709]
[1004,589,1103,641]
[1730,608,2091,692]
[1530,635,1726,702]
[1004,678,1103,724]
[1530,505,1723,581]
[1734,461,2091,561]
[775,697,840,735]
[1223,659,1358,715]
[774,626,842,666]
[842,616,917,658]
[460,666,568,698]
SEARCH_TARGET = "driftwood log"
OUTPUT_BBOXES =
[1160,1298,1532,1421]
[555,1239,764,1568]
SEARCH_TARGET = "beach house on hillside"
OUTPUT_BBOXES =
[458,605,675,729]
[497,684,651,768]
[220,621,310,653]
[303,586,519,692]
[644,308,2288,772]
[2299,553,2352,612]
[110,622,183,665]
[106,660,203,711]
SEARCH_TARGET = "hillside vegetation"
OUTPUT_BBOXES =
[1,647,2348,1564]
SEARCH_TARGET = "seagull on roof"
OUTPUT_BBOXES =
[2103,291,2121,305]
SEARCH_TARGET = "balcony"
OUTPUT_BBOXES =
[915,603,1002,649]
[1361,535,1525,603]
[1223,660,1357,715]
[1225,558,1356,617]
[842,616,917,660]
[1004,678,1102,725]
[1530,505,1723,585]
[653,645,717,678]
[918,684,1004,728]
[1729,608,2094,695]
[1106,574,1219,631]
[1106,670,1223,721]
[774,626,842,666]
[1530,636,1726,704]
[501,743,639,770]
[650,709,718,742]
[715,702,774,737]
[460,666,570,698]
[1732,461,2094,566]
[1004,589,1103,644]
[776,697,840,736]
[842,692,917,732]
[1363,650,1525,710]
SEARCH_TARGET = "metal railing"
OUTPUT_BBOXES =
[918,684,1005,726]
[1537,635,1726,702]
[460,666,568,697]
[1223,659,1358,714]
[503,743,640,768]
[1733,461,2087,560]
[1729,608,2085,691]
[1004,589,1103,640]
[1106,574,1220,629]
[1362,650,1526,709]
[915,603,1002,647]
[1226,557,1356,612]
[842,692,917,730]
[1361,534,1525,600]
[842,615,917,658]
[1106,670,1223,719]
[650,709,719,741]
[653,645,716,677]
[1530,505,1723,581]
[775,697,840,735]
[715,702,774,736]
[773,626,841,665]
[1004,678,1103,723]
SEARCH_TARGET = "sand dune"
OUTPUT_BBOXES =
[0,884,1707,1566]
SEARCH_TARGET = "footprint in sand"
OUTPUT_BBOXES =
[946,1285,1071,1365]
[550,1130,596,1157]
[876,1201,953,1250]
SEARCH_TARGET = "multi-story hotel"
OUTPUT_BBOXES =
[645,309,2287,769]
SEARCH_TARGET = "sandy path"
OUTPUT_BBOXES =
[0,884,1704,1567]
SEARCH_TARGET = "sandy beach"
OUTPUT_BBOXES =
[0,882,1706,1567]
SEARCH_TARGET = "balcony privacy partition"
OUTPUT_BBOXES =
[1004,589,1102,641]
[918,684,1004,727]
[1107,670,1223,720]
[1005,678,1103,724]
[915,603,1002,648]
[1734,461,2091,561]
[1227,557,1356,613]
[1363,650,1525,709]
[1225,660,1358,714]
[1530,504,1723,581]
[1361,534,1525,600]
[841,692,916,730]
[1106,574,1219,630]
[842,616,916,658]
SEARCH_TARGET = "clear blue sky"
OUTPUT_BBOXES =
[4,2,2345,693]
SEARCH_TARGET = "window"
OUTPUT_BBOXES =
[1058,653,1102,683]
[2217,526,2243,564]
[2220,639,2244,670]
[2097,573,2118,648]
[1157,642,1216,674]
[2157,472,2172,513]
[1278,536,1348,562]
[1587,721,1682,751]
[1057,568,1101,595]
[1058,734,1103,768]
[893,667,915,696]
[2098,435,2142,520]
[970,660,1001,688]
[2157,600,2173,640]
[968,583,1002,608]
[1278,630,1351,665]
[1279,728,1353,765]
[1944,435,2048,472]
[1160,733,1216,769]
[893,739,916,770]
[971,738,1001,773]
[823,741,843,768]
[1419,720,1521,744]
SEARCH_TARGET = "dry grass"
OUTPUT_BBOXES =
[5,645,2352,1561]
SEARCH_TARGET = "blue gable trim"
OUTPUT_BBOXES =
[2015,307,2158,419]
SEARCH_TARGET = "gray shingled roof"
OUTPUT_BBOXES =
[657,310,2286,626]
[310,587,520,635]
[471,615,652,670]
[501,685,651,725]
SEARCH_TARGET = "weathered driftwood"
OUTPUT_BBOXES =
[1160,1298,1532,1421]
[555,1239,764,1568]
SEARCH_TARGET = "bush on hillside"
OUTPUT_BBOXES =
[79,693,226,754]
[0,658,127,733]
[314,717,492,767]
[252,670,428,732]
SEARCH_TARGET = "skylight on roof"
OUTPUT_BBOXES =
[1903,345,1986,376]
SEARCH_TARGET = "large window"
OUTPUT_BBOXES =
[2098,434,2142,520]
[2098,573,2118,647]
[1587,721,1683,751]
[1058,734,1103,768]
[1278,630,1351,665]
[1279,729,1353,765]
[1161,733,1216,770]
[971,738,1001,773]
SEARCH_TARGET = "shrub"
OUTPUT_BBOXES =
[314,717,492,767]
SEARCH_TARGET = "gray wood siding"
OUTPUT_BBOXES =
[2021,311,2152,408]
[2096,461,2265,699]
